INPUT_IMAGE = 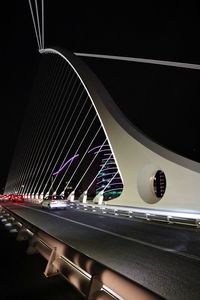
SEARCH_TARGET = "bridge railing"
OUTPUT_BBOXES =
[23,196,200,228]
[67,202,200,228]
[0,205,162,300]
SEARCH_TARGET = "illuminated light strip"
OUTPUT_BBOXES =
[100,162,115,166]
[101,171,119,193]
[101,285,124,300]
[60,255,91,279]
[98,167,118,174]
[52,154,79,175]
[109,181,123,185]
[73,138,107,191]
[93,149,112,154]
[105,182,123,187]
[97,177,121,185]
[104,188,123,193]
[86,151,112,191]
[75,52,200,70]
[88,145,110,153]
[97,186,123,192]
[38,238,52,250]
[97,171,118,179]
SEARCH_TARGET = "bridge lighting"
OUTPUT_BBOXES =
[52,154,79,175]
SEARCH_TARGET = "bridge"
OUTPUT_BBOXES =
[1,2,200,299]
[4,47,200,215]
[4,0,200,221]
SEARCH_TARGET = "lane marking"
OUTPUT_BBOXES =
[11,204,200,262]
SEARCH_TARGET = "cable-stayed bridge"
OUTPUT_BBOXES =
[4,45,200,217]
[1,2,200,299]
[4,1,200,218]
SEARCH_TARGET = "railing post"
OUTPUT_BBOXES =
[44,247,59,277]
[16,227,33,241]
[87,275,103,300]
[26,234,38,255]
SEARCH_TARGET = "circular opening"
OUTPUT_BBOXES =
[137,164,167,204]
[152,170,166,198]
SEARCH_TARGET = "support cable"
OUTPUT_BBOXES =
[73,138,107,193]
[36,88,87,195]
[28,0,41,49]
[48,103,94,194]
[18,56,56,194]
[34,0,42,49]
[29,64,73,194]
[61,126,103,194]
[32,75,81,194]
[23,56,63,194]
[20,56,58,195]
[87,152,113,192]
[41,0,44,49]
[55,116,101,194]
[102,171,119,193]
[75,52,200,70]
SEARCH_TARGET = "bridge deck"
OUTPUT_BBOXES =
[0,220,84,300]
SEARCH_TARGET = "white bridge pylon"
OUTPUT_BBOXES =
[41,48,200,212]
[5,47,200,213]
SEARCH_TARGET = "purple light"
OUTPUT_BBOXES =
[88,145,110,153]
[52,154,79,175]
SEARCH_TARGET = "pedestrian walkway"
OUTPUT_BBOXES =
[0,220,84,300]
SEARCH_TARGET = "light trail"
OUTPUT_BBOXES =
[52,154,79,175]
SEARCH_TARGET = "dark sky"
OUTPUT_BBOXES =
[0,1,199,190]
[0,1,40,190]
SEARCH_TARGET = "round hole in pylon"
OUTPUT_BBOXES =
[137,164,167,204]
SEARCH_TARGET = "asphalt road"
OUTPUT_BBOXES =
[1,202,200,300]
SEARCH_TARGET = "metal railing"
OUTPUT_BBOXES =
[0,205,163,300]
[68,202,200,228]
[24,197,200,228]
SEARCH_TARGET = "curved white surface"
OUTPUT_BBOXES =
[40,48,200,212]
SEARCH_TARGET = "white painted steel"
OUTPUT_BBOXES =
[39,48,200,212]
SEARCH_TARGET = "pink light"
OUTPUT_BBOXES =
[52,154,79,175]
[88,144,110,153]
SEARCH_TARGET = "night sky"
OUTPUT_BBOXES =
[0,1,199,191]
